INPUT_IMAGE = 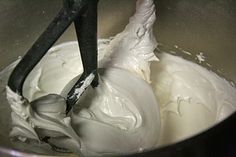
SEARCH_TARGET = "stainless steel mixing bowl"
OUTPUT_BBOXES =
[0,0,235,157]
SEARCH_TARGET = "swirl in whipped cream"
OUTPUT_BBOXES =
[5,0,236,156]
[7,0,161,156]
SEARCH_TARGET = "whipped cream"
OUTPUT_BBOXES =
[3,0,236,156]
[6,0,161,156]
[151,53,236,145]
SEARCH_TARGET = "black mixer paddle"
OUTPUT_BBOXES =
[66,0,99,113]
[8,0,99,114]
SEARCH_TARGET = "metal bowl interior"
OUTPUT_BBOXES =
[0,0,235,156]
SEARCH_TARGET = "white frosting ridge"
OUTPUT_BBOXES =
[99,0,158,82]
